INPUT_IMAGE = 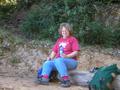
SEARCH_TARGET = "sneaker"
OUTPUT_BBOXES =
[60,80,71,87]
[35,77,49,85]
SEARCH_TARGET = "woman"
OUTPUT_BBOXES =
[36,23,80,87]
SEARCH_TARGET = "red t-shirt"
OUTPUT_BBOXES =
[52,36,80,60]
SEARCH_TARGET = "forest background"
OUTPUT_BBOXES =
[0,0,120,48]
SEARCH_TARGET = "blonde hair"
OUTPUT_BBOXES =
[58,23,73,35]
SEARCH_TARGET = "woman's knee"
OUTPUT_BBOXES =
[54,58,63,64]
[43,60,52,66]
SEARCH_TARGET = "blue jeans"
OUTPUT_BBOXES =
[41,58,78,77]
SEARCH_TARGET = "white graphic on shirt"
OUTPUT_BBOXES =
[59,42,67,48]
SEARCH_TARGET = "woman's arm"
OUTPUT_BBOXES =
[62,51,79,58]
[47,51,56,60]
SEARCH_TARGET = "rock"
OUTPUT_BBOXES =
[113,75,120,90]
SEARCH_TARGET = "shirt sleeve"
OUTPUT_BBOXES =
[72,37,80,51]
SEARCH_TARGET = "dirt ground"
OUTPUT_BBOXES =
[0,76,88,90]
[0,45,120,90]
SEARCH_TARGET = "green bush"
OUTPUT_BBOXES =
[83,21,114,47]
[0,5,16,20]
[20,4,59,40]
[113,26,120,47]
[20,0,95,41]
[20,0,120,47]
[0,0,17,20]
[0,0,39,21]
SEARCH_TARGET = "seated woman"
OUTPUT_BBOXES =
[36,23,80,87]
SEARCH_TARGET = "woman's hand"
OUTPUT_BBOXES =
[47,56,51,60]
[61,53,68,58]
[47,51,56,60]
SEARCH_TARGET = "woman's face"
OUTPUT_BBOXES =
[61,27,70,38]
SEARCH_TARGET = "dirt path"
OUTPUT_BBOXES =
[0,42,120,90]
[0,76,88,90]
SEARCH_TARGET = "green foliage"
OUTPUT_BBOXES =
[0,0,38,20]
[20,0,120,47]
[0,28,24,46]
[16,0,40,10]
[20,4,59,40]
[0,0,17,5]
[0,0,17,20]
[20,0,95,41]
[0,5,15,20]
[113,25,120,47]
[95,0,120,4]
[0,0,111,47]
[83,21,114,47]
